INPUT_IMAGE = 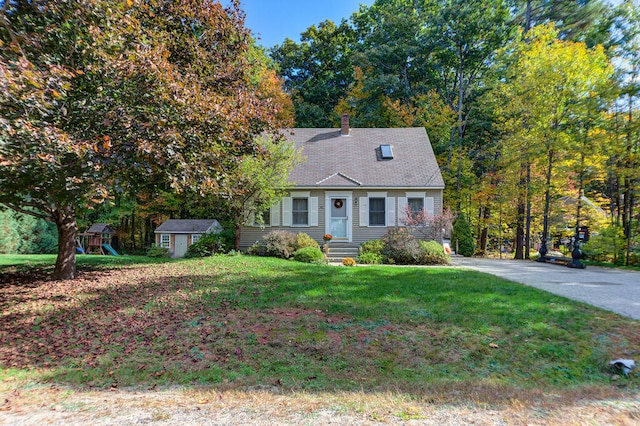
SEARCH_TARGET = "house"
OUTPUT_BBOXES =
[239,114,445,256]
[154,219,222,258]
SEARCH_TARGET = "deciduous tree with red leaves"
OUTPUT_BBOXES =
[0,0,289,280]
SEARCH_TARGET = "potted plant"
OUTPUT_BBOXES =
[323,234,332,256]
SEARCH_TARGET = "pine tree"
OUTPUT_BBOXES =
[452,212,475,257]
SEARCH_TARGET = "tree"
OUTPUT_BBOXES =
[0,0,287,279]
[452,212,474,256]
[512,0,613,46]
[428,0,513,178]
[270,20,355,127]
[217,135,304,250]
[489,25,612,258]
[399,204,454,242]
[609,0,640,265]
[351,0,438,104]
[0,207,57,254]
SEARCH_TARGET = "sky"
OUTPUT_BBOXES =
[239,0,628,49]
[240,0,375,49]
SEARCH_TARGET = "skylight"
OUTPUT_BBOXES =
[380,144,394,159]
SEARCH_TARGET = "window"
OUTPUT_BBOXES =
[254,208,271,226]
[369,197,386,226]
[380,144,394,159]
[160,234,170,248]
[191,234,202,244]
[292,198,308,226]
[408,197,424,215]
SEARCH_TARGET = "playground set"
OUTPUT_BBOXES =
[76,223,119,255]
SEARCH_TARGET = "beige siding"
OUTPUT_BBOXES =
[239,188,443,249]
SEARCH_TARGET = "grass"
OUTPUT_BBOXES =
[1,254,639,404]
[583,259,640,271]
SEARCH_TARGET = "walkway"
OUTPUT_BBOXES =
[451,257,640,320]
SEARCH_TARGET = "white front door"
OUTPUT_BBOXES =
[174,234,189,258]
[326,194,352,241]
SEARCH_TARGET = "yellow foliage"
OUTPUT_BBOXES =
[342,257,356,267]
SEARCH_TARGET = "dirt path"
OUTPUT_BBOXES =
[2,385,639,425]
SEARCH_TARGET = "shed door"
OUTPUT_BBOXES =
[174,234,189,258]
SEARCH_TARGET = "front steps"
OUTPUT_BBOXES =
[324,244,359,262]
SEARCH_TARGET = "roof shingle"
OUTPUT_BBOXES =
[154,219,222,234]
[285,128,444,188]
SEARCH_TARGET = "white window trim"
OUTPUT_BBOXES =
[368,196,387,227]
[290,191,311,198]
[367,192,387,198]
[191,234,202,244]
[283,193,317,227]
[160,234,170,248]
[291,197,310,227]
[406,193,426,219]
[405,192,426,199]
[399,193,435,226]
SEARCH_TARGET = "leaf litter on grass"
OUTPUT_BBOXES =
[1,255,639,403]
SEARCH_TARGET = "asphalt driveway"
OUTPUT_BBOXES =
[451,257,640,320]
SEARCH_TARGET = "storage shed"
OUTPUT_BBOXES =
[154,219,222,258]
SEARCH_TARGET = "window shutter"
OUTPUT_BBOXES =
[397,197,407,225]
[270,201,281,226]
[282,197,292,226]
[386,197,395,226]
[425,197,435,217]
[309,197,318,226]
[359,197,368,226]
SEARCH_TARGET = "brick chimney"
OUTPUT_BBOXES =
[341,113,350,136]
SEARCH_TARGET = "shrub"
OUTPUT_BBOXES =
[582,225,626,265]
[185,233,221,258]
[342,257,356,267]
[630,246,640,266]
[147,244,171,258]
[418,240,450,265]
[215,228,236,253]
[359,239,384,256]
[263,230,298,259]
[292,246,324,263]
[452,212,474,257]
[247,241,267,256]
[382,227,421,265]
[0,207,58,254]
[296,232,319,250]
[356,252,383,264]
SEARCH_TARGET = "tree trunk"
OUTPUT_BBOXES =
[234,223,241,251]
[52,206,78,280]
[480,207,491,256]
[540,148,554,257]
[514,164,526,259]
[524,162,532,259]
[130,206,136,251]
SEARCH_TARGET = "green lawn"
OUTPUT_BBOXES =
[1,254,638,401]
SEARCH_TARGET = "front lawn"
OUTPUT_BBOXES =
[1,254,638,402]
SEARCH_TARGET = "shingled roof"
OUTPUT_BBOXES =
[86,223,116,234]
[284,128,444,188]
[154,219,222,234]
